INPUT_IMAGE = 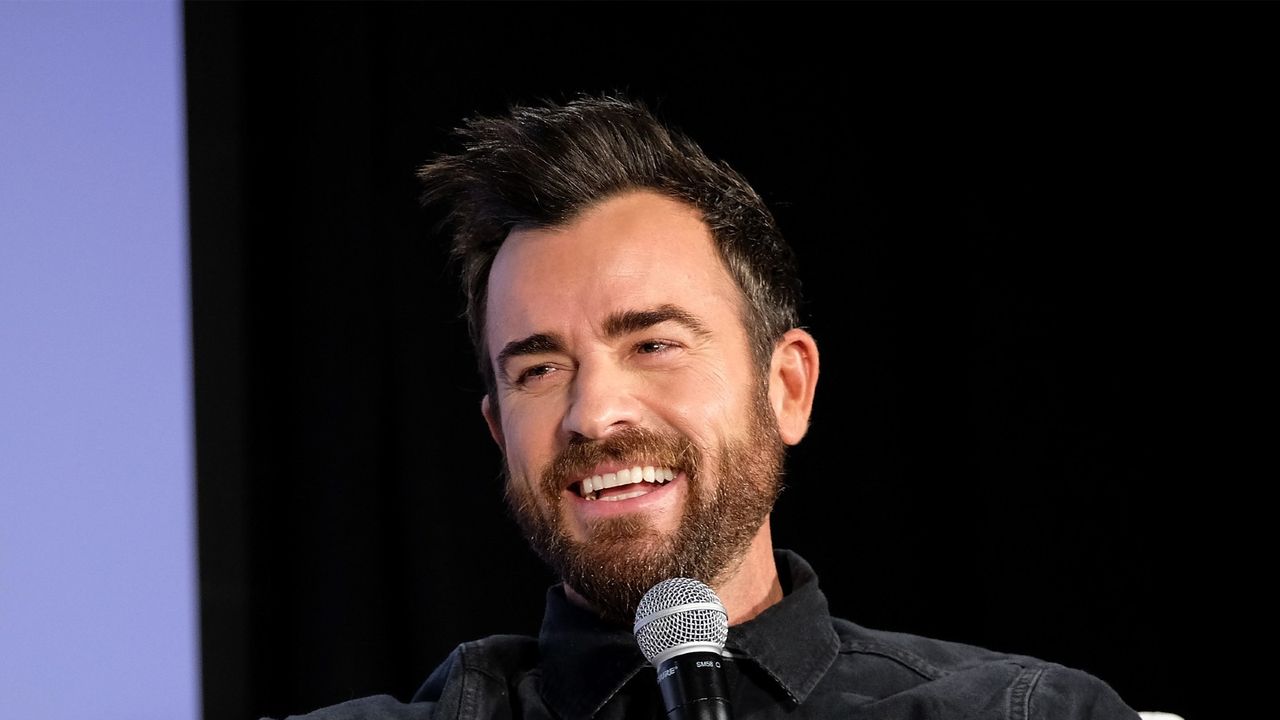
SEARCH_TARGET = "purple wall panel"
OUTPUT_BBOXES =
[0,2,198,718]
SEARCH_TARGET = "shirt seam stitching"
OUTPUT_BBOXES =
[1008,665,1045,720]
[838,640,948,681]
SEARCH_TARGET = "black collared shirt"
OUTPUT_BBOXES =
[282,550,1139,720]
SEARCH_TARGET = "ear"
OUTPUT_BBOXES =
[768,328,819,445]
[480,394,506,451]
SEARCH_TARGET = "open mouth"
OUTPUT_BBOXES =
[573,465,676,501]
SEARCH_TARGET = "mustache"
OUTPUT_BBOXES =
[540,426,701,494]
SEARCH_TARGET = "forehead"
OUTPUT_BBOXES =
[485,191,743,343]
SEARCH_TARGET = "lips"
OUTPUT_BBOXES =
[574,465,677,500]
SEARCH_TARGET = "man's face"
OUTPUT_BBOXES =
[482,190,786,623]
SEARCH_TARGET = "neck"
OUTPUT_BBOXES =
[711,518,782,625]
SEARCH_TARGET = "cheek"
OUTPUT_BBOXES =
[657,364,740,445]
[500,405,560,479]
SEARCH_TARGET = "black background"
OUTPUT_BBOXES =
[186,3,1258,720]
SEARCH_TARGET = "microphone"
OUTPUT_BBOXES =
[633,578,734,720]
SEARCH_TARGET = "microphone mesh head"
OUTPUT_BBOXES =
[633,578,729,664]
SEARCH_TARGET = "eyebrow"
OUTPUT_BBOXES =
[494,304,711,377]
[602,304,711,340]
[496,333,566,377]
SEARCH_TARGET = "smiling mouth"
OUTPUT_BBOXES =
[574,465,677,501]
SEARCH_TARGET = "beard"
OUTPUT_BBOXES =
[502,386,786,625]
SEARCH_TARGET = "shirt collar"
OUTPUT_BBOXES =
[723,550,841,705]
[537,585,647,719]
[536,549,840,717]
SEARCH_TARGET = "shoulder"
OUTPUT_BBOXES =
[265,635,541,720]
[829,618,1138,719]
[412,634,541,706]
[832,617,1036,676]
[1022,664,1140,720]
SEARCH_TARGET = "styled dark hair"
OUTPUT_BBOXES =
[417,93,802,402]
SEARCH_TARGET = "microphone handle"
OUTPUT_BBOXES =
[656,651,734,720]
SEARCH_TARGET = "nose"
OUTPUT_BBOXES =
[561,358,640,441]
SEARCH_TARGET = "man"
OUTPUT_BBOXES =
[281,95,1139,719]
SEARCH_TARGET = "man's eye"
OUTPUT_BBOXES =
[516,365,556,384]
[636,340,673,354]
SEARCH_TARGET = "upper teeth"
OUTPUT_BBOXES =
[579,466,675,497]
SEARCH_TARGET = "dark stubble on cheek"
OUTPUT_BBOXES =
[503,388,785,625]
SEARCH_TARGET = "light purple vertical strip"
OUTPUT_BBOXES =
[0,2,199,719]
